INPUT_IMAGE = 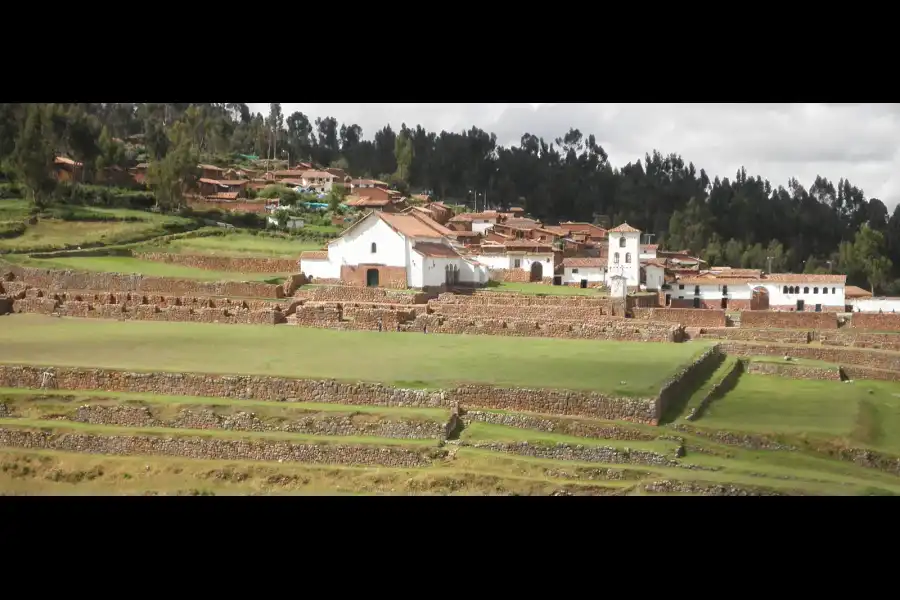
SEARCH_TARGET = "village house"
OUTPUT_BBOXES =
[299,210,490,290]
[669,272,847,311]
[560,257,606,287]
[198,164,226,180]
[472,239,556,282]
[351,179,389,191]
[447,211,500,235]
[300,170,338,193]
[198,178,249,198]
[53,156,83,182]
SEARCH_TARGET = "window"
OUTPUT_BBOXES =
[823,287,828,294]
[783,286,788,294]
[371,242,377,253]
[625,252,632,263]
[679,284,685,290]
[514,259,521,268]
[813,287,819,294]
[614,252,620,264]
[832,287,836,294]
[694,286,700,295]
[619,237,626,248]
[572,268,579,274]
[804,287,809,294]
[722,285,728,294]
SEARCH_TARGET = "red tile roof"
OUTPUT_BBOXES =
[845,285,872,298]
[609,222,641,233]
[55,156,83,167]
[413,243,461,258]
[762,274,847,283]
[562,257,605,268]
[352,179,389,187]
[300,251,329,260]
[378,212,447,238]
[198,164,224,171]
[206,192,240,201]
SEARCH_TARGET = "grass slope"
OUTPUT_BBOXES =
[0,314,706,394]
[156,233,320,258]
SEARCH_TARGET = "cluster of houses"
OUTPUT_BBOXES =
[299,205,866,313]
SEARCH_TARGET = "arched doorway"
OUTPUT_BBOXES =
[530,261,543,282]
[750,286,769,310]
[366,268,379,287]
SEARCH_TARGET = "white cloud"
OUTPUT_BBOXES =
[250,103,900,209]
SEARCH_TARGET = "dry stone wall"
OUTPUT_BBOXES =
[816,331,900,351]
[0,365,663,424]
[294,284,430,305]
[632,308,726,328]
[741,310,837,330]
[839,366,900,383]
[135,252,298,274]
[641,479,793,496]
[0,427,436,468]
[428,301,614,320]
[2,264,285,298]
[851,313,900,332]
[461,411,656,442]
[745,361,841,381]
[694,327,811,344]
[718,342,900,372]
[466,441,681,468]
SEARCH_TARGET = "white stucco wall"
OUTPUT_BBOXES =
[471,219,497,235]
[300,258,340,279]
[608,231,641,286]
[561,266,605,284]
[850,297,900,313]
[512,253,553,279]
[764,283,845,308]
[458,261,490,284]
[473,253,511,270]
[419,256,456,288]
[644,265,665,291]
[330,215,407,268]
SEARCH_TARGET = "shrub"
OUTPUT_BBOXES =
[52,183,155,210]
[0,220,26,239]
[0,183,24,199]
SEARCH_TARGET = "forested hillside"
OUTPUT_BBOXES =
[1,102,898,292]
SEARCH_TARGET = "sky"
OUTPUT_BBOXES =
[249,103,900,210]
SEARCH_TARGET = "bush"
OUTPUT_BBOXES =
[181,207,267,229]
[52,183,155,210]
[0,183,24,199]
[0,220,26,239]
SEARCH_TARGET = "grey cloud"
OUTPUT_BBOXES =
[251,103,900,208]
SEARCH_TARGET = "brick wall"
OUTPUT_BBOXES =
[135,252,298,274]
[740,311,837,329]
[631,308,726,328]
[3,264,284,298]
[340,265,408,289]
[850,313,900,331]
[0,364,660,424]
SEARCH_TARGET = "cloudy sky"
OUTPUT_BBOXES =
[249,103,899,209]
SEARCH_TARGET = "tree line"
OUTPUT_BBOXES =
[0,102,898,293]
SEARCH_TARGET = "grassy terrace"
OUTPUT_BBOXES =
[151,232,321,258]
[2,254,290,282]
[0,314,708,394]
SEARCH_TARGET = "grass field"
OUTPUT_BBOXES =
[0,314,707,394]
[1,255,289,282]
[155,233,321,258]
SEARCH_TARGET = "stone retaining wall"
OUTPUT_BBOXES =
[294,284,429,305]
[851,313,900,332]
[632,308,726,328]
[687,358,743,421]
[467,441,680,467]
[437,291,611,308]
[816,331,900,351]
[428,301,614,319]
[657,346,723,421]
[461,411,656,441]
[840,366,900,383]
[745,361,841,381]
[135,252,299,274]
[2,264,285,298]
[68,404,446,439]
[718,343,900,372]
[741,310,837,330]
[0,427,435,468]
[695,328,811,344]
[0,365,662,424]
[641,479,792,496]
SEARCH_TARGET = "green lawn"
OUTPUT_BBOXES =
[3,255,289,282]
[158,233,322,258]
[698,375,900,453]
[486,282,608,296]
[0,314,707,395]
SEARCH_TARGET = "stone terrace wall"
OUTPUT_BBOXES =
[746,361,841,381]
[815,330,900,351]
[135,252,298,274]
[632,308,726,328]
[741,310,837,330]
[3,264,284,298]
[295,284,430,305]
[695,327,811,344]
[851,313,900,332]
[841,365,900,383]
[657,346,723,421]
[0,365,661,424]
[10,289,286,325]
[718,342,900,372]
[429,301,614,320]
[438,291,612,308]
[408,313,682,343]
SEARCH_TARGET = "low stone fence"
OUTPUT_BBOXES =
[718,342,900,372]
[294,284,430,305]
[407,313,682,343]
[745,361,841,381]
[8,288,287,325]
[2,264,285,298]
[850,313,900,332]
[632,308,726,328]
[694,327,811,344]
[741,310,837,330]
[0,427,435,468]
[135,252,298,274]
[0,365,663,424]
